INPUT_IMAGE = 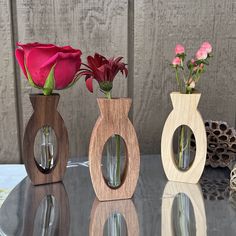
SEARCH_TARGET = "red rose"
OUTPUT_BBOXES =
[15,42,82,95]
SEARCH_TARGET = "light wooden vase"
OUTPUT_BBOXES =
[89,198,139,236]
[89,98,140,201]
[161,92,207,183]
[23,94,69,185]
[161,181,207,236]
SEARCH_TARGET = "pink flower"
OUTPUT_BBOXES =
[175,44,185,55]
[195,48,208,60]
[191,59,195,64]
[15,42,82,93]
[200,42,212,54]
[172,57,181,67]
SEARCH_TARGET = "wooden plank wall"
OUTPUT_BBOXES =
[133,0,236,154]
[0,0,20,163]
[0,0,236,163]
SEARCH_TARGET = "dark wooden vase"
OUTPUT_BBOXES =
[23,94,69,185]
[22,182,70,236]
[89,98,140,201]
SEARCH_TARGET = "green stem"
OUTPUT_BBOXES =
[178,125,185,168]
[104,91,112,99]
[175,68,182,93]
[115,135,121,185]
[104,90,121,186]
[178,126,191,169]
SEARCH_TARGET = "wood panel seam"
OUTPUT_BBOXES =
[9,0,23,163]
[127,0,134,122]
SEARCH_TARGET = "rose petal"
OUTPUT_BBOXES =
[53,53,82,89]
[26,47,62,86]
[175,44,185,54]
[15,48,27,78]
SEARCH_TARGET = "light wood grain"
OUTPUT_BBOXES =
[133,0,236,155]
[162,181,207,236]
[161,92,207,183]
[89,98,140,201]
[23,94,69,185]
[89,198,139,236]
[15,0,128,160]
[21,182,70,236]
[0,0,20,163]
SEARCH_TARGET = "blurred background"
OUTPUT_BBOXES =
[0,0,235,163]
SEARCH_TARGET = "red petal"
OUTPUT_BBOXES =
[85,77,94,92]
[26,47,60,87]
[15,48,27,78]
[124,67,128,77]
[41,52,82,89]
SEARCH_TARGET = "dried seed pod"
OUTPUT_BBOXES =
[230,165,236,190]
[200,177,230,201]
[191,120,236,169]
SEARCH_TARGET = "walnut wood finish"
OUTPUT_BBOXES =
[89,198,139,236]
[161,92,207,183]
[23,94,69,185]
[89,98,140,201]
[22,182,70,236]
[162,181,207,236]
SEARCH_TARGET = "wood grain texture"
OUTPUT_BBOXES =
[162,181,207,236]
[15,0,128,160]
[89,98,140,201]
[21,182,70,236]
[1,0,236,163]
[0,0,20,163]
[23,94,69,185]
[161,92,207,183]
[89,198,139,236]
[133,0,236,155]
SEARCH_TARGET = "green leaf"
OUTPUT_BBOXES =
[43,65,56,95]
[24,62,41,89]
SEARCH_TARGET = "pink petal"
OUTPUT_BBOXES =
[15,49,27,78]
[175,44,185,54]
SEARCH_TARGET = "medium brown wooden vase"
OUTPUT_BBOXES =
[89,98,140,201]
[23,94,69,185]
[89,198,139,236]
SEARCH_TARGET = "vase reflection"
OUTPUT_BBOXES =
[162,181,206,236]
[22,182,70,236]
[89,198,139,236]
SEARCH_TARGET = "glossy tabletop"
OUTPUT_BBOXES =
[0,155,235,236]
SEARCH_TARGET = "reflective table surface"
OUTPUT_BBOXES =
[0,155,235,236]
